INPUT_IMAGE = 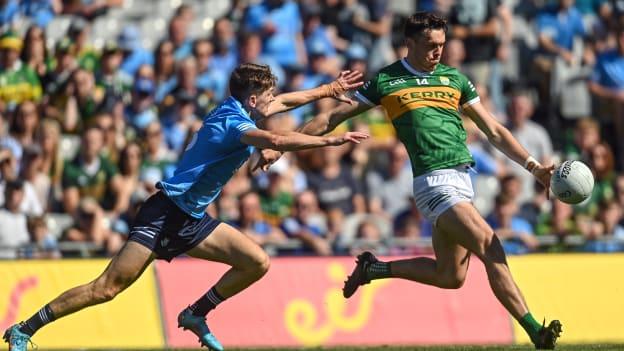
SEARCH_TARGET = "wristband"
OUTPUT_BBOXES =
[523,156,540,174]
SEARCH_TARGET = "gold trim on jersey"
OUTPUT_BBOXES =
[381,86,461,120]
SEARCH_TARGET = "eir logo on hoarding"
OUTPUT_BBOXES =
[283,263,388,346]
[0,276,39,331]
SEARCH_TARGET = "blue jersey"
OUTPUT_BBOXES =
[157,97,257,218]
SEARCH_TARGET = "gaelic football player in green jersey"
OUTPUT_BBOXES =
[276,11,561,350]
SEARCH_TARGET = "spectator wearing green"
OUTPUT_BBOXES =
[0,30,42,108]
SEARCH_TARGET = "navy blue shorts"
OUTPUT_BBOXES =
[128,191,221,261]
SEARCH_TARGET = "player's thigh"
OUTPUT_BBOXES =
[432,224,471,280]
[95,241,156,290]
[436,201,504,263]
[186,223,269,270]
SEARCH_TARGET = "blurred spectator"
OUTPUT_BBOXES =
[536,199,578,241]
[487,194,538,254]
[210,17,238,78]
[367,142,412,218]
[154,39,176,88]
[20,25,49,77]
[244,0,305,67]
[168,9,193,61]
[0,180,30,258]
[139,121,176,193]
[441,37,466,70]
[42,37,77,129]
[577,142,616,215]
[301,2,336,59]
[564,117,601,162]
[20,145,50,212]
[118,26,154,77]
[463,116,500,182]
[352,0,394,72]
[21,0,62,28]
[64,197,123,256]
[61,126,120,215]
[159,57,212,117]
[193,38,227,101]
[6,101,40,161]
[114,142,146,216]
[280,190,331,255]
[519,181,551,231]
[96,41,132,108]
[0,30,42,108]
[67,18,98,72]
[0,0,19,29]
[258,160,294,226]
[26,215,61,259]
[62,0,122,20]
[500,89,553,204]
[162,90,201,153]
[36,118,63,189]
[0,147,44,216]
[126,77,157,131]
[93,111,122,164]
[237,31,285,89]
[64,68,104,129]
[449,0,499,86]
[236,191,287,246]
[582,199,623,252]
[306,146,365,216]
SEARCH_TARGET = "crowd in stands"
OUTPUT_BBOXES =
[0,0,623,259]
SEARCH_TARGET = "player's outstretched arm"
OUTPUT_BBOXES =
[464,101,554,187]
[240,128,368,152]
[266,70,364,116]
[298,99,371,136]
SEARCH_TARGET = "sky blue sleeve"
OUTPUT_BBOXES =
[228,113,258,141]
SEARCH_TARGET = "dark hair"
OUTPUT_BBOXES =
[229,63,277,102]
[5,180,24,194]
[118,142,141,176]
[404,12,448,39]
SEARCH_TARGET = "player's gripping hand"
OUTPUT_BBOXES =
[326,70,364,105]
[327,132,369,146]
[250,149,283,172]
[531,163,555,198]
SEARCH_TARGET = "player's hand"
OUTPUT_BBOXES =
[250,149,283,172]
[327,132,369,146]
[532,163,555,198]
[327,70,364,105]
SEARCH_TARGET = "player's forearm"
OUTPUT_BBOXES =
[488,124,532,168]
[269,86,333,115]
[269,131,334,151]
[297,112,333,136]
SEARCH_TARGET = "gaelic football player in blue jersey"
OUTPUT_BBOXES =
[4,63,367,351]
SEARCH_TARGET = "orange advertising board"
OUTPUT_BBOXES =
[156,257,512,348]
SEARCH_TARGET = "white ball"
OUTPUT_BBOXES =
[550,160,594,204]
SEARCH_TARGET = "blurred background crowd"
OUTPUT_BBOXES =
[0,0,623,259]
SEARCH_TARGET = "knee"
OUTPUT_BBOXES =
[247,251,270,278]
[437,272,466,289]
[91,278,124,303]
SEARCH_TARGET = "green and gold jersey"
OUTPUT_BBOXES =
[355,59,479,177]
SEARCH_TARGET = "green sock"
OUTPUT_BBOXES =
[519,312,542,343]
[366,261,393,280]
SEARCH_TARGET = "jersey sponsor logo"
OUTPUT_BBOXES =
[381,86,461,120]
[388,78,407,86]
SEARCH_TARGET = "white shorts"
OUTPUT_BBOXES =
[412,165,474,224]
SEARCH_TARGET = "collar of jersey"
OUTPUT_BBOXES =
[401,58,434,76]
[228,96,252,119]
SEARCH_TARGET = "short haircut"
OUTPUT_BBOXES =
[229,63,277,102]
[5,180,24,194]
[404,12,448,39]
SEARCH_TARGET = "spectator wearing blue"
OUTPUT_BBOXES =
[19,0,61,28]
[0,0,19,29]
[125,78,158,131]
[280,190,331,256]
[210,18,238,78]
[345,42,368,75]
[487,194,539,255]
[193,38,227,102]
[301,2,336,59]
[536,0,585,64]
[168,14,193,61]
[244,0,304,67]
[237,31,285,89]
[161,90,199,154]
[118,26,154,77]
